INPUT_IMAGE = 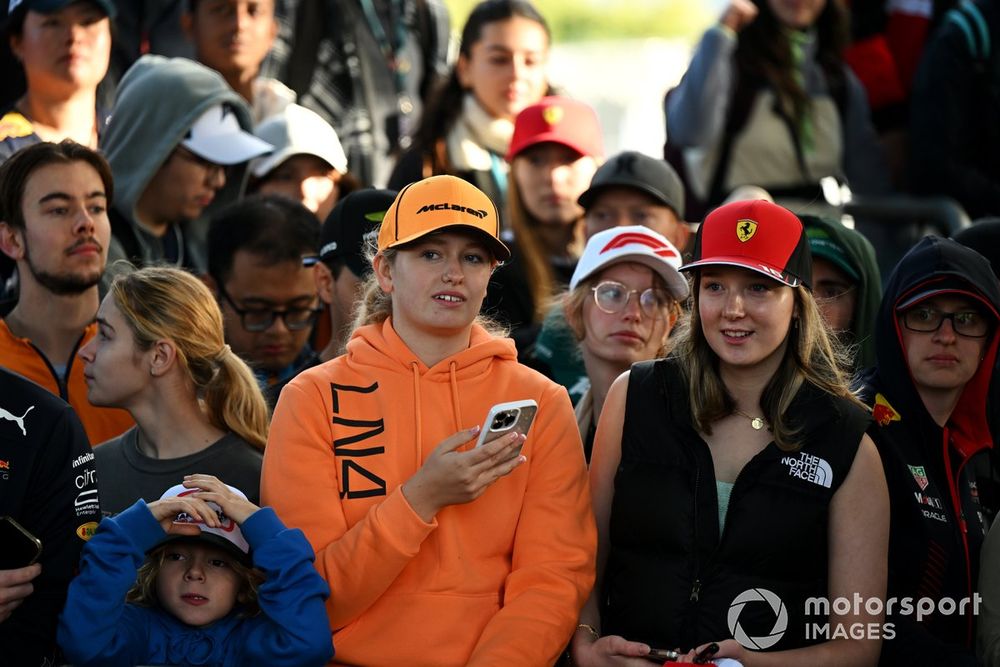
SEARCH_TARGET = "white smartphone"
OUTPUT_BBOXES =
[474,399,538,454]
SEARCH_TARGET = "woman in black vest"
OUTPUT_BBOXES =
[570,200,888,665]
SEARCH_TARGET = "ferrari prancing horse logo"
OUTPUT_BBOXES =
[542,106,564,126]
[736,219,758,242]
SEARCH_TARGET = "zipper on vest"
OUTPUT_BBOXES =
[690,463,702,603]
[943,427,976,647]
[690,579,702,602]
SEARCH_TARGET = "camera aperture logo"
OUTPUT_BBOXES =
[728,588,788,650]
[727,590,980,645]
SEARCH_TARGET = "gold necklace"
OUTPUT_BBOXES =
[732,408,769,431]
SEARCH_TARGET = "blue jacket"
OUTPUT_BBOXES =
[58,500,333,666]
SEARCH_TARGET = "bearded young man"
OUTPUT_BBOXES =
[0,140,132,445]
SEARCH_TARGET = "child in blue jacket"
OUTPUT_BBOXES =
[58,474,333,666]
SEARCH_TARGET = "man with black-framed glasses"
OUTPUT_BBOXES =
[859,236,1000,665]
[206,195,321,408]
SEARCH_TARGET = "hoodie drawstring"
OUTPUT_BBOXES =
[449,362,463,433]
[408,360,467,470]
[410,362,422,470]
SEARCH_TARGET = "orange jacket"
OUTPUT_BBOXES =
[262,320,596,666]
[0,320,133,446]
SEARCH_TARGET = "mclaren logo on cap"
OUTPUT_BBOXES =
[736,219,758,242]
[542,106,564,126]
[601,232,678,258]
[416,203,488,219]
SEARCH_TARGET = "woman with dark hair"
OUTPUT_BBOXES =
[665,0,889,218]
[571,200,888,666]
[0,0,113,162]
[387,0,552,210]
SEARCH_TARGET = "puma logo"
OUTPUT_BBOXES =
[0,405,34,436]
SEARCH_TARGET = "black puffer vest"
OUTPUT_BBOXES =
[602,357,869,651]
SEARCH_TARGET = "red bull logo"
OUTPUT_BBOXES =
[873,394,902,427]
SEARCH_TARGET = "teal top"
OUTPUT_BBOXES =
[717,480,734,534]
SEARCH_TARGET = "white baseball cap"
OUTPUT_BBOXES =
[156,483,250,559]
[570,225,689,300]
[180,103,274,166]
[250,104,349,178]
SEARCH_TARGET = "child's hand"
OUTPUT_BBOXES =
[183,474,260,525]
[147,496,218,536]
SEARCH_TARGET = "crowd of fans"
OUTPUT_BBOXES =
[1,0,1000,665]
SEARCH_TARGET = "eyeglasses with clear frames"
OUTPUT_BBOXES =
[217,285,323,333]
[901,306,991,338]
[591,280,672,319]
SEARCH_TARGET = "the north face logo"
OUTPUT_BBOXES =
[781,452,833,488]
[415,203,488,218]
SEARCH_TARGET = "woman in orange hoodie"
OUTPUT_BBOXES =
[261,174,596,666]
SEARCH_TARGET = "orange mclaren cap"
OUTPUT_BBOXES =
[377,174,510,261]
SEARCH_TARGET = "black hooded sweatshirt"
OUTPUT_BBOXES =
[859,236,1000,665]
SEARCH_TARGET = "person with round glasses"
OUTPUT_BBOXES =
[858,236,1000,665]
[560,225,688,461]
[79,266,269,516]
[572,200,888,665]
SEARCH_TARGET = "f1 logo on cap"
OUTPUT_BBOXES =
[736,219,758,242]
[601,232,678,258]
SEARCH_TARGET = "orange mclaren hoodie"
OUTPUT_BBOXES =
[262,319,596,666]
[0,320,133,446]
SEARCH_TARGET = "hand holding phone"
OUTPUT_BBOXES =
[0,561,41,623]
[402,402,536,522]
[0,516,42,570]
[645,647,681,662]
[694,642,720,663]
[474,400,537,454]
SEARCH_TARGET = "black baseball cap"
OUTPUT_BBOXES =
[319,188,398,278]
[578,151,686,220]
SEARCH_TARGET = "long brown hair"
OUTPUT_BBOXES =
[735,0,849,132]
[674,272,863,451]
[507,173,586,322]
[412,0,552,168]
